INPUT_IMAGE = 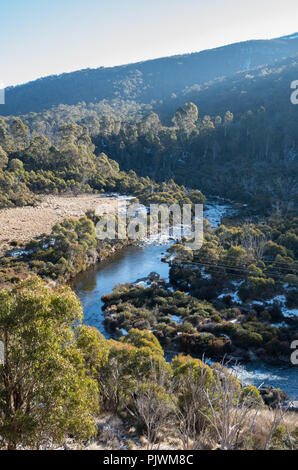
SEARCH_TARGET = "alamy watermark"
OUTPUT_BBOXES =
[289,83,298,364]
[95,201,203,250]
[291,340,298,365]
[290,80,298,104]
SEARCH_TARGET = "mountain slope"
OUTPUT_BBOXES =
[2,34,298,116]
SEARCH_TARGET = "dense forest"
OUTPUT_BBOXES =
[1,50,298,214]
[0,116,204,210]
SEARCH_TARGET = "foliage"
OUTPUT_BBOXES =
[0,277,296,450]
[0,277,99,449]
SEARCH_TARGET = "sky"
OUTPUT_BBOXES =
[1,0,298,87]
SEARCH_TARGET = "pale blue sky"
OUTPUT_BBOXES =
[1,0,298,86]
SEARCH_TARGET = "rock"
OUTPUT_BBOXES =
[248,349,258,361]
[260,386,288,408]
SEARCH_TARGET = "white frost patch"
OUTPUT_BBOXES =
[231,280,244,287]
[135,281,147,286]
[266,295,287,306]
[282,308,298,318]
[283,283,296,292]
[264,295,298,318]
[218,291,242,303]
[201,267,212,280]
[204,204,234,228]
[271,322,289,328]
[171,315,183,324]
[9,249,29,258]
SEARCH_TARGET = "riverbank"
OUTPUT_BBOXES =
[72,201,298,399]
[0,193,120,252]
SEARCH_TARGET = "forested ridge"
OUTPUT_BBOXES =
[3,33,298,117]
[1,49,298,213]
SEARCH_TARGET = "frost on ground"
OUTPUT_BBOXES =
[171,315,183,324]
[218,291,242,303]
[266,295,298,318]
[204,203,236,228]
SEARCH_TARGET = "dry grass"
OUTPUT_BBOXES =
[79,409,297,450]
[240,408,298,450]
[0,194,120,251]
[13,409,297,450]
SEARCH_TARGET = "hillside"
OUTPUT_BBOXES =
[0,36,298,216]
[2,34,298,116]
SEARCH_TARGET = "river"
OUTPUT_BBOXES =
[73,201,298,399]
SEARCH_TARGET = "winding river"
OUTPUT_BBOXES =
[73,201,298,399]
